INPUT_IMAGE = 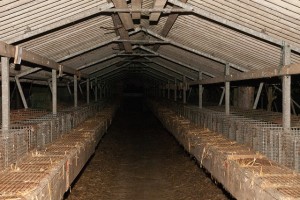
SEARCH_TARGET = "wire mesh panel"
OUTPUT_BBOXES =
[165,104,300,172]
[0,129,28,170]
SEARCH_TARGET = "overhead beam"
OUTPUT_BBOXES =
[111,14,133,53]
[104,8,192,13]
[149,0,168,21]
[115,40,169,44]
[111,0,134,30]
[142,63,177,80]
[146,58,196,80]
[132,0,142,20]
[188,62,300,86]
[142,28,248,72]
[116,53,158,57]
[16,68,41,78]
[91,63,131,79]
[77,54,118,71]
[57,28,141,62]
[140,45,215,77]
[153,0,188,51]
[0,41,87,78]
[167,0,300,53]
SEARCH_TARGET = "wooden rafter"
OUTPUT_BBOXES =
[111,14,133,53]
[132,0,142,21]
[111,0,134,30]
[149,0,167,21]
[152,0,188,51]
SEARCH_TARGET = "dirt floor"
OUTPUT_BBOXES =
[65,98,231,200]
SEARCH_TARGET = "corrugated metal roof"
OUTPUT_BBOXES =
[1,0,300,82]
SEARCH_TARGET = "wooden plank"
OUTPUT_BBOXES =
[149,0,167,21]
[111,14,133,53]
[111,0,134,30]
[153,0,187,51]
[188,62,300,86]
[132,0,142,20]
[0,41,87,78]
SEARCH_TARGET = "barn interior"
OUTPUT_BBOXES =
[1,1,300,199]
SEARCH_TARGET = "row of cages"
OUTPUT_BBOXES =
[0,101,106,170]
[162,101,300,172]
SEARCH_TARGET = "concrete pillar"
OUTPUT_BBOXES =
[74,75,78,107]
[198,72,203,109]
[52,70,57,115]
[167,80,170,99]
[1,57,10,131]
[282,43,291,132]
[86,79,90,104]
[183,76,186,104]
[174,78,177,101]
[95,80,98,102]
[225,64,230,115]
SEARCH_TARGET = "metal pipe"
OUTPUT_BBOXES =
[86,79,90,104]
[52,69,57,115]
[253,82,264,109]
[225,64,230,115]
[74,75,78,107]
[15,77,28,109]
[1,57,10,131]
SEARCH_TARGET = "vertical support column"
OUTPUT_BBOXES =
[99,83,102,100]
[1,57,10,131]
[74,75,78,107]
[95,79,98,102]
[198,72,203,109]
[282,43,291,132]
[86,79,90,104]
[183,76,186,104]
[174,78,177,102]
[167,80,170,99]
[225,64,230,115]
[52,70,57,115]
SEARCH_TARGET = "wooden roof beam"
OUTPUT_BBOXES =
[111,0,134,30]
[132,0,142,20]
[111,14,133,53]
[153,0,187,51]
[149,0,168,21]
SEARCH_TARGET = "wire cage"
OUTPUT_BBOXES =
[171,104,300,172]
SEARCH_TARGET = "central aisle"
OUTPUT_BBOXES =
[65,98,230,200]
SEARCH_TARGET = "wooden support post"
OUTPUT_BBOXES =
[174,78,177,102]
[74,75,78,107]
[86,79,90,104]
[183,76,186,104]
